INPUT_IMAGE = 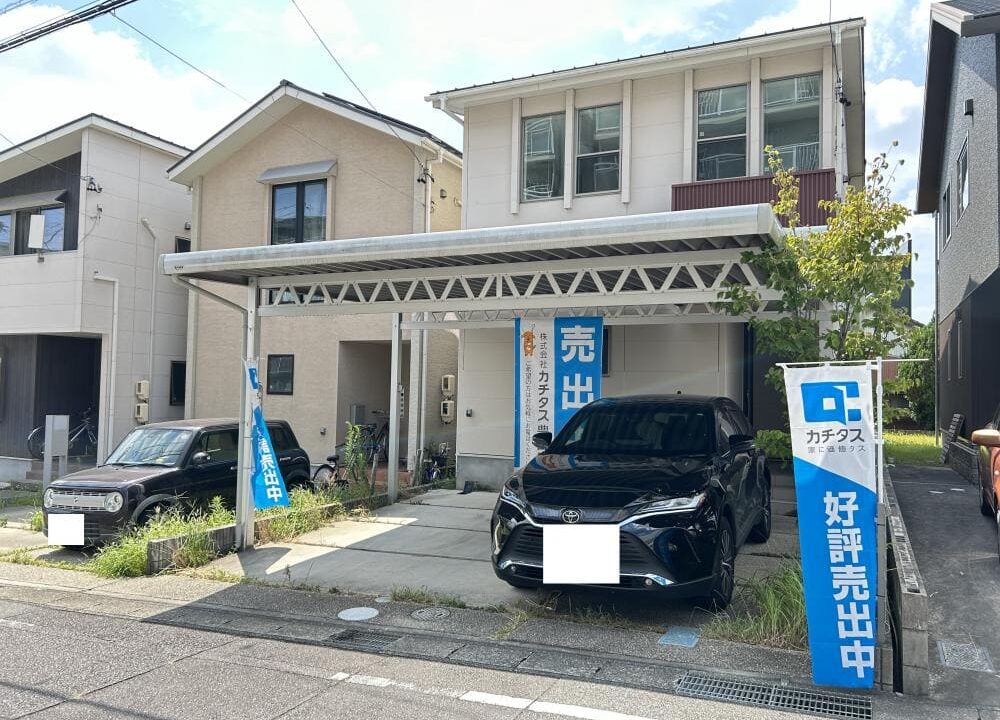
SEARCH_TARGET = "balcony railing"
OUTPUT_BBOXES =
[671,167,835,228]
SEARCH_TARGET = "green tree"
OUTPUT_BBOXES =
[896,320,935,429]
[722,146,913,394]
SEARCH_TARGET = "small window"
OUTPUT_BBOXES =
[175,237,191,253]
[957,139,969,219]
[13,205,64,254]
[946,326,953,381]
[576,104,621,194]
[957,317,964,380]
[763,74,821,171]
[601,327,611,376]
[169,361,186,406]
[941,185,951,247]
[522,112,565,200]
[271,180,327,244]
[697,85,747,180]
[0,213,11,256]
[266,354,294,395]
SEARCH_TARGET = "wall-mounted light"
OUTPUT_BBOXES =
[439,188,448,199]
[82,175,102,193]
[964,99,974,116]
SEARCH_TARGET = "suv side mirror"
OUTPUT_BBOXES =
[190,451,211,465]
[532,432,552,451]
[728,433,754,450]
[972,428,1000,447]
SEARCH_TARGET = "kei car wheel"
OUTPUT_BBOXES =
[702,517,736,610]
[748,481,772,543]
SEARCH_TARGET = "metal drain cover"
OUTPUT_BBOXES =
[939,640,994,672]
[326,628,401,652]
[337,606,378,621]
[675,671,872,720]
[411,607,452,621]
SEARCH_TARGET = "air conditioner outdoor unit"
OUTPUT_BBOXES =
[135,379,149,401]
[134,402,149,424]
[441,374,456,398]
[440,399,455,424]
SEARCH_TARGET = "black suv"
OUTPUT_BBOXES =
[42,418,311,545]
[491,395,770,609]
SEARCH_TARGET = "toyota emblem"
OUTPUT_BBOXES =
[560,508,582,524]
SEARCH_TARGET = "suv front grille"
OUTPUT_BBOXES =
[506,525,658,569]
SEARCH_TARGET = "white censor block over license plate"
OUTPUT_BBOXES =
[47,514,84,546]
[542,524,619,584]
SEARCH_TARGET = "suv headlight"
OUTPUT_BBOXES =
[103,491,124,513]
[638,492,706,515]
[43,489,55,509]
[500,478,525,508]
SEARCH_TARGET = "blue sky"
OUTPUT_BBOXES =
[0,0,934,321]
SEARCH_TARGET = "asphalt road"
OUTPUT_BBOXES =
[0,597,831,720]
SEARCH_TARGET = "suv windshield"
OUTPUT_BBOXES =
[105,428,193,466]
[548,403,715,457]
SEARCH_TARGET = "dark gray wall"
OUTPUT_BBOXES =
[0,335,38,457]
[936,33,1000,319]
[33,336,100,428]
[0,153,81,252]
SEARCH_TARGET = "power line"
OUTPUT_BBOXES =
[109,11,428,210]
[288,0,428,176]
[0,0,138,54]
[0,0,36,17]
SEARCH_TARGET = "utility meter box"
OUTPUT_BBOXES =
[135,379,149,401]
[134,402,149,424]
[441,374,456,398]
[440,399,455,424]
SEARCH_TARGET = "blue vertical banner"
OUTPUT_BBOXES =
[514,317,602,466]
[245,361,290,510]
[783,365,877,688]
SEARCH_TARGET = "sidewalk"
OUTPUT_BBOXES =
[0,561,989,719]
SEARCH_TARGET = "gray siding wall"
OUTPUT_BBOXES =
[937,33,1000,319]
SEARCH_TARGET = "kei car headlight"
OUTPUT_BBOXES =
[103,491,124,513]
[43,489,55,509]
[638,492,706,515]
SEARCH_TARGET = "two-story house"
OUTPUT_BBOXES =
[0,115,191,471]
[916,0,1000,437]
[167,81,463,465]
[426,19,866,484]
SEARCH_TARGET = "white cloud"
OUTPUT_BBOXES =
[867,78,924,129]
[0,4,244,150]
[279,0,380,61]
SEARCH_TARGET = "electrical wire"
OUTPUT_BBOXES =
[288,0,427,175]
[0,0,36,17]
[0,0,137,53]
[109,10,429,210]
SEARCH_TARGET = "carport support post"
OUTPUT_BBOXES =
[236,277,260,550]
[388,312,402,503]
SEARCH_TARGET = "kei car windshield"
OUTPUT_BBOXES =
[105,428,194,466]
[548,403,715,457]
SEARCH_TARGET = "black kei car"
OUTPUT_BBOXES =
[491,395,771,609]
[42,418,311,545]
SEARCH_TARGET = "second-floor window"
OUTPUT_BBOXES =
[697,85,747,181]
[763,74,821,171]
[271,180,327,244]
[576,104,621,194]
[0,205,65,256]
[941,184,951,247]
[522,112,565,200]
[957,138,969,219]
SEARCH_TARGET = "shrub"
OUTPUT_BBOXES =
[756,429,792,465]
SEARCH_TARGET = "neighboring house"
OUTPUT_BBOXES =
[167,80,463,465]
[0,115,191,462]
[426,19,866,483]
[916,0,1000,436]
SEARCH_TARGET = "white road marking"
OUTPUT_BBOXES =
[346,674,393,687]
[0,618,34,630]
[529,701,654,720]
[461,690,532,709]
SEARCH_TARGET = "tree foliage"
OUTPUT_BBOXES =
[896,320,936,429]
[721,146,913,391]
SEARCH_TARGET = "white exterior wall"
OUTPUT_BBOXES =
[462,48,830,230]
[76,128,191,456]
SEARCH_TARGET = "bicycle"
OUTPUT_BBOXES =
[27,407,98,460]
[359,409,390,464]
[416,442,452,486]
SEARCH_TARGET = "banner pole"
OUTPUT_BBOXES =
[876,356,884,501]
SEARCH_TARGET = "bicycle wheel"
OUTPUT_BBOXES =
[27,427,45,460]
[311,464,338,490]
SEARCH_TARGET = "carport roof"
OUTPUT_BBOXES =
[161,204,783,285]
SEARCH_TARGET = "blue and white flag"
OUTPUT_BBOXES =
[514,317,602,466]
[245,361,290,510]
[784,365,877,688]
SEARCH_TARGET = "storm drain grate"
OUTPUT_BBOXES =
[325,628,402,653]
[938,640,994,672]
[675,671,872,719]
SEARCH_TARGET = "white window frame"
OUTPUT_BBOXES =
[957,136,969,220]
[941,184,951,249]
[696,84,748,181]
[761,73,822,172]
[575,103,622,196]
[521,111,565,202]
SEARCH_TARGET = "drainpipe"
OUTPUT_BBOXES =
[141,218,158,404]
[419,148,445,460]
[93,272,119,462]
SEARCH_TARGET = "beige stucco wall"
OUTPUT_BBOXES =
[186,102,461,463]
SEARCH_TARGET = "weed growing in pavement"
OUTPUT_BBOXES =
[256,487,345,543]
[191,567,340,594]
[703,562,808,650]
[28,511,43,533]
[390,585,467,608]
[0,546,90,572]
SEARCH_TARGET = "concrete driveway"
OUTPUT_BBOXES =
[209,474,799,614]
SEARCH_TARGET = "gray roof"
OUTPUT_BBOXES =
[938,0,1000,18]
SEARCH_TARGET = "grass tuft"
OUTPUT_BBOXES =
[703,563,808,650]
[28,511,44,533]
[390,585,467,608]
[884,430,940,466]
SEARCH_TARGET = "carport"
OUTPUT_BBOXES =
[162,204,784,549]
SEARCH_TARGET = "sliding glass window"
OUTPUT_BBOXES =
[763,74,821,171]
[0,213,10,255]
[522,113,565,201]
[697,85,747,181]
[271,180,327,244]
[576,104,621,194]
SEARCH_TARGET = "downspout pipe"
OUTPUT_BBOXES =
[141,218,158,401]
[419,148,445,462]
[93,272,119,462]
